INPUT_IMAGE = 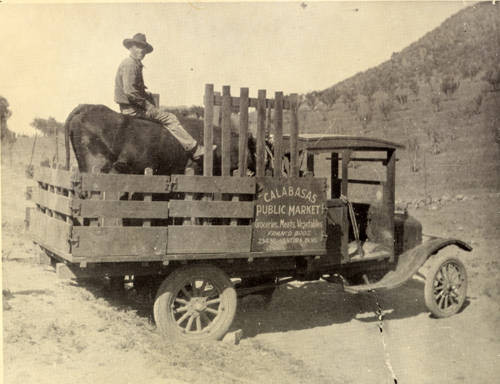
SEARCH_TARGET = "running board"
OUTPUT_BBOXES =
[344,238,472,294]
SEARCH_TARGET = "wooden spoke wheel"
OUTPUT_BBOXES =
[424,255,467,318]
[154,265,237,341]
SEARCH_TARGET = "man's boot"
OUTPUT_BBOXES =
[192,144,217,160]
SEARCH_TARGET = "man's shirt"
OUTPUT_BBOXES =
[114,56,148,109]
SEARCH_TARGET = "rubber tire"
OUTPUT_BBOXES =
[153,264,237,342]
[424,255,467,318]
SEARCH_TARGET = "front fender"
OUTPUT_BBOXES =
[344,237,472,293]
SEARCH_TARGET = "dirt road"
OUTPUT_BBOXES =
[3,162,500,383]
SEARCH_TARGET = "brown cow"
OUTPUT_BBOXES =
[64,104,256,176]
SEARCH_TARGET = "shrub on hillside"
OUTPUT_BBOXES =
[395,88,409,105]
[165,106,204,120]
[354,95,372,130]
[460,61,480,79]
[0,96,14,138]
[340,88,357,110]
[361,75,378,99]
[319,88,339,108]
[304,92,319,111]
[430,92,442,112]
[483,69,500,92]
[373,91,394,120]
[463,93,483,118]
[408,79,420,97]
[30,117,64,136]
[441,76,460,97]
[425,126,443,155]
[407,136,420,172]
[1,96,16,144]
[1,96,16,165]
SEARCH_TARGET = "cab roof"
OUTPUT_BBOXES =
[281,134,405,152]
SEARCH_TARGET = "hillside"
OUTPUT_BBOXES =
[296,1,500,200]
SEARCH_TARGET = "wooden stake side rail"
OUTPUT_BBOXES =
[32,172,257,221]
[34,188,72,216]
[29,165,328,263]
[28,84,304,265]
[75,200,170,219]
[31,210,72,255]
[34,166,73,190]
[78,173,256,194]
[204,84,299,179]
[168,200,254,219]
[72,226,168,259]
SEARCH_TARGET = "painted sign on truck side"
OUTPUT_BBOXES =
[252,177,327,252]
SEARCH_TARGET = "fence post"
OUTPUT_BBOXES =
[274,91,283,178]
[221,85,232,177]
[238,88,249,177]
[289,93,299,177]
[203,84,214,177]
[256,90,267,177]
[143,168,153,227]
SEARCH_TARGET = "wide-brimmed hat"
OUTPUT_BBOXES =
[123,33,153,54]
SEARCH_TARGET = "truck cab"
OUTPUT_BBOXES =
[282,134,422,271]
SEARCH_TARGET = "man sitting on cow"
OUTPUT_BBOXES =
[114,33,212,160]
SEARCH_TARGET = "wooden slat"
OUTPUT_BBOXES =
[213,95,293,110]
[168,200,254,218]
[289,93,299,177]
[341,150,350,196]
[76,200,169,219]
[385,149,396,262]
[72,227,167,258]
[221,85,232,176]
[349,157,387,163]
[230,195,239,226]
[347,179,383,185]
[213,92,221,127]
[273,91,283,177]
[306,152,314,175]
[165,248,327,261]
[182,167,196,225]
[204,84,214,176]
[34,188,72,216]
[143,168,153,226]
[256,89,266,177]
[80,173,171,193]
[35,166,73,189]
[102,190,121,226]
[172,175,256,194]
[331,152,341,198]
[238,87,249,176]
[30,210,72,254]
[167,226,252,254]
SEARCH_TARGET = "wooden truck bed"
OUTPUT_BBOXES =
[26,164,327,265]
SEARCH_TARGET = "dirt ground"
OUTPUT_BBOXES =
[2,158,500,383]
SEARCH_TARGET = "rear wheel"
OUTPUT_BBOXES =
[424,255,467,318]
[154,265,237,341]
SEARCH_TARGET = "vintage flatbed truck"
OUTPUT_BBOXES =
[25,84,472,342]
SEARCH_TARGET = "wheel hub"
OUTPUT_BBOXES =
[187,297,208,314]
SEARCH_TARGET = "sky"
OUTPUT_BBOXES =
[1,1,471,135]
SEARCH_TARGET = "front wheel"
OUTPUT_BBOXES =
[424,255,467,318]
[153,265,237,342]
